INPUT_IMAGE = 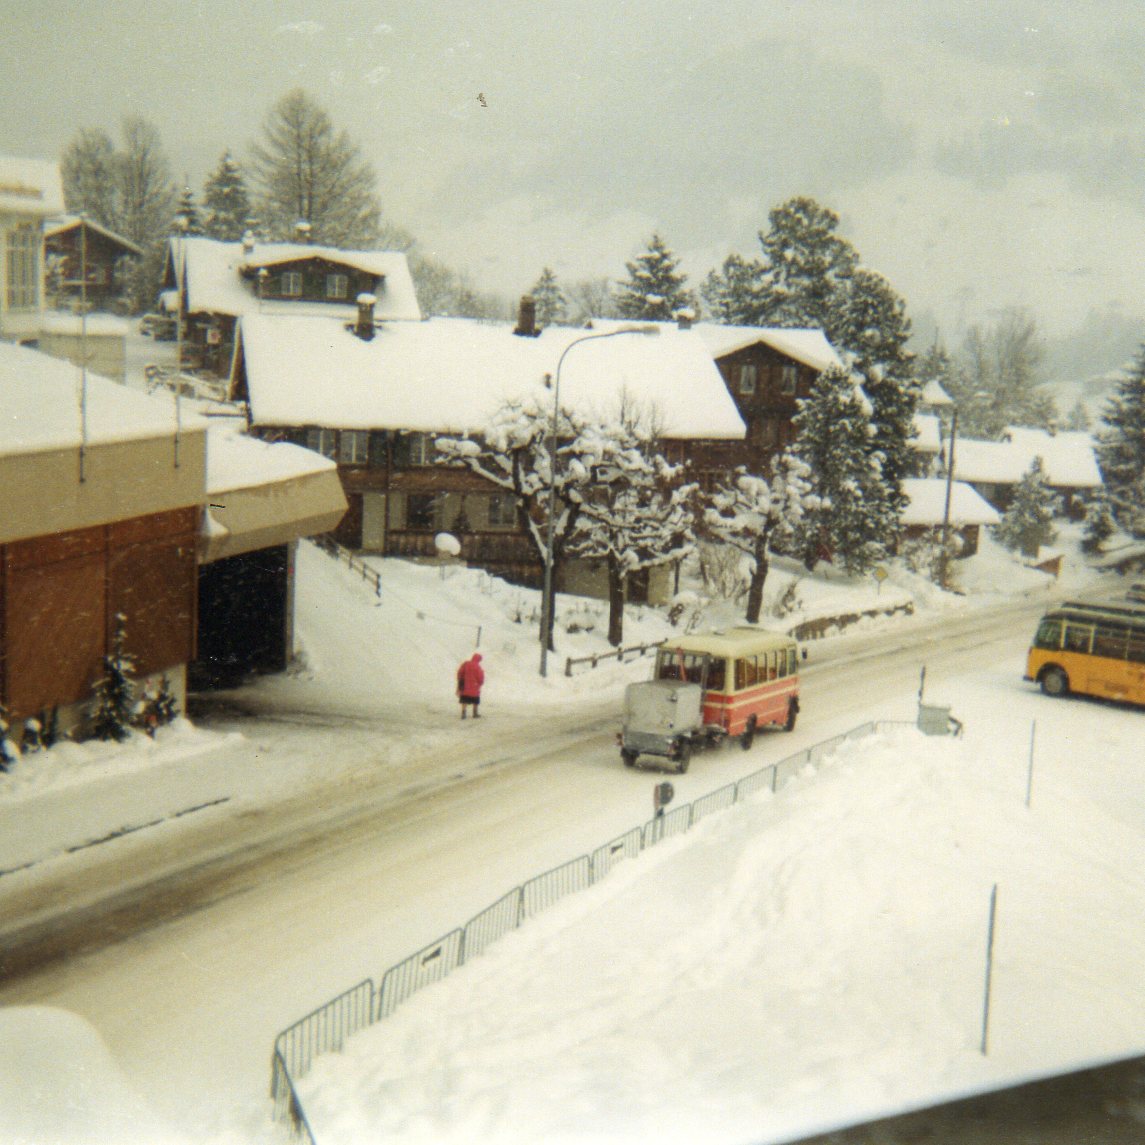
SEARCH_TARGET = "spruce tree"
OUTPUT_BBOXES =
[614,233,697,321]
[1096,344,1145,537]
[700,252,766,325]
[174,183,204,235]
[90,616,136,742]
[530,267,567,328]
[1081,488,1117,556]
[993,458,1061,558]
[203,151,252,241]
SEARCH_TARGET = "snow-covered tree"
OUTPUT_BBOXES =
[61,127,120,230]
[251,88,383,248]
[530,267,567,328]
[1096,345,1145,537]
[788,366,894,574]
[89,616,136,742]
[174,183,204,235]
[1063,398,1091,432]
[203,150,253,241]
[569,411,697,646]
[949,310,1057,438]
[992,457,1061,558]
[700,251,766,325]
[1081,488,1117,556]
[614,233,697,321]
[702,454,818,623]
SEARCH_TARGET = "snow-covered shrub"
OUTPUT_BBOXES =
[696,542,747,601]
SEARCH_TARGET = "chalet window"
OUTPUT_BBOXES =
[306,427,336,459]
[326,273,349,299]
[339,430,370,464]
[487,492,516,528]
[281,270,303,297]
[780,365,799,396]
[5,223,39,309]
[737,363,757,396]
[406,493,438,530]
[408,433,436,466]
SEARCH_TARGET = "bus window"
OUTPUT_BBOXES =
[1094,626,1129,659]
[1129,633,1145,664]
[655,653,680,681]
[766,651,778,680]
[707,658,726,691]
[1063,624,1092,654]
[1033,619,1062,650]
[776,651,787,679]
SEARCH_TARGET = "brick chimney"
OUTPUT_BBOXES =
[355,293,376,340]
[513,295,538,337]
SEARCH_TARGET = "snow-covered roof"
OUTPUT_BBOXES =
[206,419,338,495]
[692,323,844,373]
[953,428,1101,489]
[900,478,1001,527]
[171,236,421,322]
[0,340,206,454]
[44,214,143,255]
[920,378,954,408]
[912,412,941,453]
[236,315,747,441]
[0,154,64,217]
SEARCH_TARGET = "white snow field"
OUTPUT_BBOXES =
[0,530,1142,1144]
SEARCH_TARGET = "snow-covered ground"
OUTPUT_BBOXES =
[1,526,1141,1144]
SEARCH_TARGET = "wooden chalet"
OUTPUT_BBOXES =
[44,215,142,312]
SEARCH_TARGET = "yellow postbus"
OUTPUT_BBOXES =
[1025,600,1145,705]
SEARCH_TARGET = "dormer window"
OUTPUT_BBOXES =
[281,270,303,297]
[326,273,349,299]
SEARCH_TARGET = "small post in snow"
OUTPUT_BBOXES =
[918,665,927,704]
[980,883,998,1055]
[1025,721,1036,808]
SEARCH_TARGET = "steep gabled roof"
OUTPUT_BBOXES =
[234,315,746,441]
[692,323,844,373]
[169,236,421,321]
[44,214,144,256]
[901,478,1000,527]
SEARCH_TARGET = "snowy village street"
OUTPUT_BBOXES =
[1,538,1139,1144]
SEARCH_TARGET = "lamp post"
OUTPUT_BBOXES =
[539,324,660,677]
[939,405,958,590]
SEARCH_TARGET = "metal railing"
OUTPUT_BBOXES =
[564,641,659,676]
[314,536,383,597]
[270,719,896,1139]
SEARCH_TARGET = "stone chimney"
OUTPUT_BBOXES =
[513,294,538,337]
[355,293,377,340]
[294,219,312,244]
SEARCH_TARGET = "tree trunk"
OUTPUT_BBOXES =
[745,543,769,624]
[607,560,626,647]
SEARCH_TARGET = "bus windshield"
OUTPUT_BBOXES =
[654,651,726,691]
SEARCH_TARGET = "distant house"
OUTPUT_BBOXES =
[0,341,346,737]
[229,307,745,602]
[910,412,943,475]
[43,214,141,312]
[900,477,1001,557]
[160,235,421,377]
[951,426,1102,516]
[0,153,64,344]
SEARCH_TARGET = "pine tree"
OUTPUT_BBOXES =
[1096,345,1145,537]
[1081,488,1117,556]
[1063,398,1091,432]
[703,454,818,623]
[788,366,894,575]
[174,183,204,235]
[251,88,382,248]
[700,252,766,325]
[614,233,697,321]
[90,616,136,742]
[203,151,252,241]
[530,267,567,328]
[993,457,1061,558]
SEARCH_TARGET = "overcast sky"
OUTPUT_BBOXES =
[4,1,1145,352]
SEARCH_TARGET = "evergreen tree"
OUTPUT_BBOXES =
[1063,398,1091,432]
[90,616,136,742]
[202,150,252,241]
[700,252,766,325]
[1081,488,1117,556]
[992,458,1061,558]
[1096,345,1145,537]
[789,366,894,575]
[530,267,567,327]
[251,88,382,248]
[614,233,697,321]
[174,183,204,235]
[702,454,818,623]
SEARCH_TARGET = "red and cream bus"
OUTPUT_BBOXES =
[619,627,801,770]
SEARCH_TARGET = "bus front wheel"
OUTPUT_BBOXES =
[1040,666,1070,697]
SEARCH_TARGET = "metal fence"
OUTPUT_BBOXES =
[271,719,899,1140]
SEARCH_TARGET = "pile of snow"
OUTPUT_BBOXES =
[296,702,1145,1144]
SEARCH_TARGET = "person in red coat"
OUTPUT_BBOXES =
[456,652,484,718]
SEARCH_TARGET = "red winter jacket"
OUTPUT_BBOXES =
[457,654,484,697]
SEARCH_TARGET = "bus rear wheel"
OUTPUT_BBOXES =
[784,700,798,731]
[621,749,638,768]
[1040,666,1070,697]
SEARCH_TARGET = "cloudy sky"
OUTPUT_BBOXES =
[4,1,1145,355]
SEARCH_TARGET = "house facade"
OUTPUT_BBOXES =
[161,235,421,377]
[44,215,141,313]
[0,154,64,344]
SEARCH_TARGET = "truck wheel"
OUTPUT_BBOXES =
[784,701,798,731]
[1040,666,1069,698]
[676,742,691,774]
[740,716,756,751]
[621,749,638,768]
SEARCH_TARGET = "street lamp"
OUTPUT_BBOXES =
[539,324,661,677]
[939,405,958,591]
